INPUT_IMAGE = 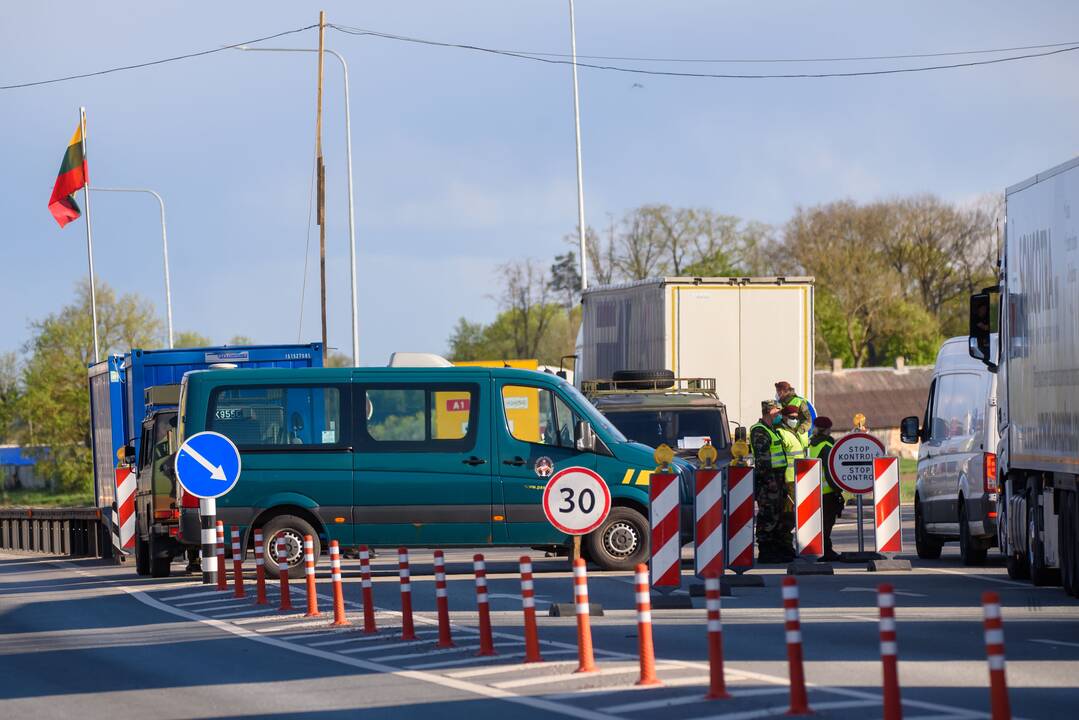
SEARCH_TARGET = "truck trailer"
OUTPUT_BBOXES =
[968,157,1079,596]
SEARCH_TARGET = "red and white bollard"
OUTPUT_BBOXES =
[277,538,293,612]
[573,558,597,673]
[398,547,417,640]
[650,470,682,589]
[878,583,902,720]
[519,556,543,663]
[874,458,904,554]
[695,464,725,578]
[253,529,267,605]
[473,553,496,656]
[359,545,376,633]
[303,534,320,617]
[782,577,811,715]
[231,528,245,599]
[215,521,227,591]
[983,591,1011,720]
[634,563,660,685]
[726,467,755,572]
[705,572,730,699]
[329,541,349,627]
[433,550,454,648]
[793,459,824,558]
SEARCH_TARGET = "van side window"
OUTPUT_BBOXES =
[503,385,579,448]
[936,373,983,440]
[358,384,478,452]
[208,385,346,449]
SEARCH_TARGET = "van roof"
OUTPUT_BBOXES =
[935,335,998,370]
[183,365,567,384]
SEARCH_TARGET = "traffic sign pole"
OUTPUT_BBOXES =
[828,433,886,562]
[199,497,216,585]
[541,466,611,617]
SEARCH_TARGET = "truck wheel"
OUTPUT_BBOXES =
[1059,491,1079,597]
[149,534,172,578]
[612,369,675,390]
[914,499,943,560]
[1027,487,1059,587]
[262,515,319,579]
[134,535,151,576]
[959,500,987,566]
[586,507,649,571]
[1001,501,1029,579]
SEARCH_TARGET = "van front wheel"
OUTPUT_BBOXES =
[586,507,649,571]
[262,515,319,579]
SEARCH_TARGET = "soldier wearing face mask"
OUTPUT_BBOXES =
[777,404,809,549]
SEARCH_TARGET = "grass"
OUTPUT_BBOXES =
[900,457,917,503]
[0,488,94,508]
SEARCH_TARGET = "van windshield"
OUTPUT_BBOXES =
[560,382,628,444]
[603,408,726,451]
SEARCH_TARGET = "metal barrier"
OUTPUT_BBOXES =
[0,508,107,557]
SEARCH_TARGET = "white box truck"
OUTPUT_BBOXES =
[966,156,1079,595]
[579,277,815,429]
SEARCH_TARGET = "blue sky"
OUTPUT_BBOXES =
[2,1,1078,365]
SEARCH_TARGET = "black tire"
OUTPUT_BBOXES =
[1001,500,1030,579]
[1027,487,1059,587]
[134,534,151,576]
[585,506,649,571]
[261,515,320,579]
[149,534,172,578]
[1059,491,1079,598]
[914,498,943,560]
[612,369,675,391]
[959,499,987,566]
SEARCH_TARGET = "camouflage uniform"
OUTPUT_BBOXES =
[750,406,794,562]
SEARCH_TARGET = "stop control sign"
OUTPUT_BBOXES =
[542,466,611,535]
[828,433,885,494]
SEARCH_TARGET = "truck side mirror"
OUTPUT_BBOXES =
[968,292,997,371]
[900,416,921,444]
[575,421,597,453]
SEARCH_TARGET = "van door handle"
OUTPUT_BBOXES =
[462,456,487,466]
[503,456,526,467]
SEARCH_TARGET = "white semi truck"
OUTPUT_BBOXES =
[968,157,1079,595]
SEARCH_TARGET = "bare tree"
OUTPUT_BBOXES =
[499,259,562,358]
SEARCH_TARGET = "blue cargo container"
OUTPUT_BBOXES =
[88,344,323,508]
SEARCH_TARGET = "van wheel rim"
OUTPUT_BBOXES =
[603,521,638,558]
[269,530,304,566]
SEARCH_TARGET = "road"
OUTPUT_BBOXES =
[2,508,1077,719]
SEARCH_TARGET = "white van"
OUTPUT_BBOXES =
[901,336,998,564]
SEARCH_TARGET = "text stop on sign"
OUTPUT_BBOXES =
[542,466,612,535]
[828,432,885,494]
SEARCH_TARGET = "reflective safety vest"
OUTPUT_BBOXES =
[749,421,787,469]
[809,437,837,494]
[779,426,809,485]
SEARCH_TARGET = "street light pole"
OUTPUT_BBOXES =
[236,46,360,367]
[568,0,588,292]
[91,187,174,348]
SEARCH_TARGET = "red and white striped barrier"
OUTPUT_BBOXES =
[114,466,136,554]
[782,577,811,715]
[303,535,320,617]
[634,563,660,686]
[573,558,597,672]
[398,547,417,640]
[277,538,293,612]
[473,554,496,656]
[359,545,376,633]
[878,583,901,720]
[519,556,542,663]
[216,521,227,591]
[434,550,453,648]
[231,528,245,598]
[253,529,267,605]
[874,457,903,554]
[705,572,730,699]
[726,467,755,573]
[330,541,349,627]
[695,466,724,578]
[983,591,1011,720]
[794,459,823,557]
[650,470,681,588]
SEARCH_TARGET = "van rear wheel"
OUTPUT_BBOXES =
[586,507,649,571]
[262,515,319,579]
[914,498,943,560]
[959,501,987,566]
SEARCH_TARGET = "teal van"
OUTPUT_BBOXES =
[177,366,695,574]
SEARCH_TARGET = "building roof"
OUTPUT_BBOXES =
[814,365,933,431]
[0,445,42,467]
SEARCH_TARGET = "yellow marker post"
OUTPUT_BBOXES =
[654,443,675,473]
[697,439,717,470]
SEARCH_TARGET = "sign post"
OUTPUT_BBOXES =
[175,431,242,585]
[828,432,885,562]
[542,466,611,616]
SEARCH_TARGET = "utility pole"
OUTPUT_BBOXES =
[315,10,328,363]
[568,0,588,292]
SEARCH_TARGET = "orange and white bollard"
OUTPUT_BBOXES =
[303,534,320,617]
[782,577,811,715]
[359,545,376,633]
[231,528,245,599]
[433,550,454,648]
[519,556,543,663]
[329,541,349,627]
[215,521,227,591]
[705,572,730,699]
[983,591,1011,720]
[277,538,293,612]
[253,529,267,605]
[398,547,417,640]
[573,558,597,673]
[473,553,496,656]
[634,563,660,686]
[878,583,902,720]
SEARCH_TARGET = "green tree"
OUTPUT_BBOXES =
[226,335,255,345]
[0,353,20,443]
[174,330,212,348]
[325,352,352,368]
[549,252,581,309]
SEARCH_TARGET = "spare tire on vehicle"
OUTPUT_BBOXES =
[612,369,675,390]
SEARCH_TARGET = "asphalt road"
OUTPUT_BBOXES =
[2,508,1078,720]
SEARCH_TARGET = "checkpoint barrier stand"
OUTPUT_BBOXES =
[869,457,912,572]
[650,444,692,609]
[113,465,136,559]
[724,464,764,587]
[543,466,609,617]
[689,441,732,598]
[830,431,886,563]
[788,458,834,576]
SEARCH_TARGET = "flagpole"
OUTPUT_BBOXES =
[80,106,100,363]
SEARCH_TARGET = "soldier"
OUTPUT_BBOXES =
[777,404,809,553]
[750,400,794,562]
[809,416,844,562]
[775,381,812,433]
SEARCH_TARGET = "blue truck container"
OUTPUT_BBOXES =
[88,344,324,509]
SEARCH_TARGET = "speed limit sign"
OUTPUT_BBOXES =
[542,466,612,535]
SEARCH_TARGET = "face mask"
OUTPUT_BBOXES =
[771,414,783,426]
[785,418,798,428]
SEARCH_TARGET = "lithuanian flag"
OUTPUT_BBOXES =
[48,122,87,228]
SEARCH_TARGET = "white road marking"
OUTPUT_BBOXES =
[309,632,422,648]
[840,587,927,597]
[339,638,437,654]
[603,686,788,713]
[493,664,679,689]
[925,567,1042,588]
[408,648,578,670]
[1030,638,1079,649]
[542,674,739,701]
[158,589,232,601]
[449,660,576,679]
[174,597,250,608]
[212,607,279,619]
[370,641,520,662]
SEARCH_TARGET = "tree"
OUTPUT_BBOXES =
[226,335,255,345]
[499,259,562,359]
[549,251,581,309]
[174,330,212,348]
[0,353,20,444]
[21,282,162,492]
[325,352,352,368]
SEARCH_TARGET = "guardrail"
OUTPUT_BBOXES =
[0,507,109,558]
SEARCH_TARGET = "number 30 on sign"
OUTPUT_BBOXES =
[542,466,612,535]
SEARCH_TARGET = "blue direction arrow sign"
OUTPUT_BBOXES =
[175,431,241,499]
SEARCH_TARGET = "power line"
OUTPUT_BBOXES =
[331,24,1079,79]
[0,24,317,90]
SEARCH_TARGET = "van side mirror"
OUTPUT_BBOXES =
[968,292,997,371]
[575,421,597,452]
[900,416,921,444]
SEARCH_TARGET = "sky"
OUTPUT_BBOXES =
[2,1,1078,366]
